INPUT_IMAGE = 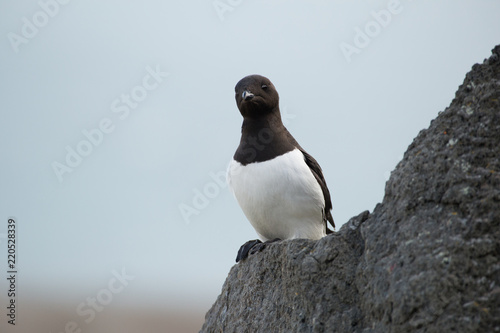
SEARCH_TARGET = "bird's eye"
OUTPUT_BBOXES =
[261,84,268,90]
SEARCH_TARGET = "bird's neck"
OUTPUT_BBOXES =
[235,107,295,165]
[241,108,284,137]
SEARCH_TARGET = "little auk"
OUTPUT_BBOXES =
[227,74,335,262]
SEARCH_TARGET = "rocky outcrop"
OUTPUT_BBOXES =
[201,45,500,333]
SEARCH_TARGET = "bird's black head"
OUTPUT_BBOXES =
[235,75,279,119]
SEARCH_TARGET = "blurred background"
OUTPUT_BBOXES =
[0,0,499,332]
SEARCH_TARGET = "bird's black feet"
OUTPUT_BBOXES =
[236,239,261,263]
[236,238,281,263]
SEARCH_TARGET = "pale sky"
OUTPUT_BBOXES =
[1,0,499,320]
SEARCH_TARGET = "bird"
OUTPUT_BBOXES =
[227,74,335,262]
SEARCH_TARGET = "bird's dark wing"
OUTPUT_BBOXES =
[300,148,335,233]
[284,128,335,232]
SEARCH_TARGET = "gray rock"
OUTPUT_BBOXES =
[201,45,500,333]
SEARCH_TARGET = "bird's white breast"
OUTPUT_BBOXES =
[227,148,326,241]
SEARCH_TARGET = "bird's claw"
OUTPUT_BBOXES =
[236,238,281,263]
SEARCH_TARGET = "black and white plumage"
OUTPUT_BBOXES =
[227,75,335,262]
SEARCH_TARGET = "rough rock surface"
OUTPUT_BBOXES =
[201,45,500,333]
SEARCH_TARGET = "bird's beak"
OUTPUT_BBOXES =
[242,90,254,100]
